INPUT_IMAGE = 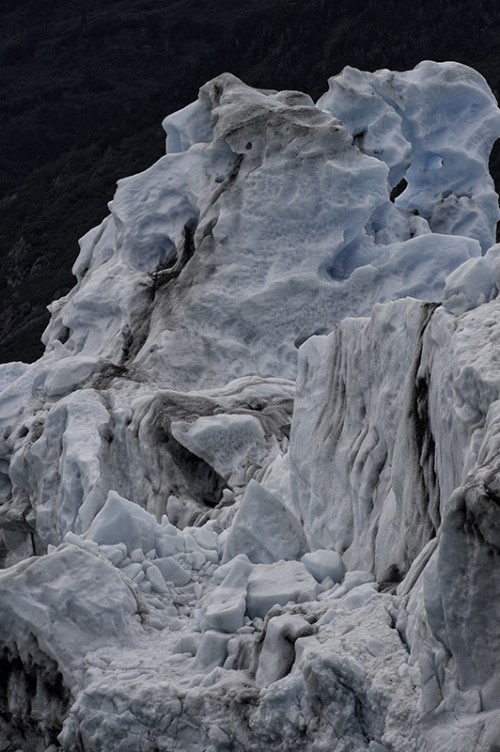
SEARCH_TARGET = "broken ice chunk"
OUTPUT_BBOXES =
[443,256,493,314]
[145,564,169,594]
[246,561,320,619]
[256,613,316,687]
[301,549,346,583]
[155,557,191,586]
[341,583,379,613]
[222,479,308,564]
[194,630,232,670]
[98,543,127,566]
[84,490,156,554]
[185,522,219,552]
[171,413,267,483]
[200,556,253,633]
[212,554,253,584]
[155,527,185,558]
[200,585,247,634]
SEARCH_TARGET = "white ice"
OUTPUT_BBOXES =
[1,61,500,752]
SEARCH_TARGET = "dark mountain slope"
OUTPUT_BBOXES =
[1,0,500,362]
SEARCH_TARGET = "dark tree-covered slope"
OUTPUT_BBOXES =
[1,0,500,362]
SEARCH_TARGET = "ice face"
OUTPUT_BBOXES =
[38,67,493,393]
[1,62,500,750]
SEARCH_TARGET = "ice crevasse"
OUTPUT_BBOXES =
[1,61,500,751]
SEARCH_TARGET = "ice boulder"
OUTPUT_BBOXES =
[154,557,191,586]
[200,556,253,633]
[302,549,346,583]
[246,561,320,619]
[340,583,379,613]
[222,480,308,564]
[144,564,169,593]
[155,522,185,558]
[443,256,494,314]
[255,612,316,687]
[193,630,232,671]
[84,490,157,554]
[171,413,267,482]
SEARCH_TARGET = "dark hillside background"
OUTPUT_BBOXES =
[1,0,500,362]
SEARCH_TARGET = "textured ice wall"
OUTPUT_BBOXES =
[288,297,441,580]
[0,62,500,751]
[286,292,500,726]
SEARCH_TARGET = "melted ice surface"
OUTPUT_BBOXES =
[1,62,500,751]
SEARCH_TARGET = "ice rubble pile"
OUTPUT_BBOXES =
[1,61,500,751]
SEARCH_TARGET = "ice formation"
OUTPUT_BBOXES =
[1,61,500,751]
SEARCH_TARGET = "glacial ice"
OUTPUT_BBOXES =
[222,479,309,564]
[0,361,29,392]
[1,61,500,750]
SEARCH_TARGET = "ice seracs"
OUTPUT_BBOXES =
[288,297,442,579]
[318,62,500,252]
[40,65,494,391]
[1,61,500,751]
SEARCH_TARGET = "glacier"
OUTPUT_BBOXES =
[1,60,500,751]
